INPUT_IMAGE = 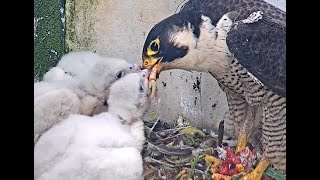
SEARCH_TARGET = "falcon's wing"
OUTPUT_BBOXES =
[226,14,286,97]
[179,0,285,25]
[181,0,286,96]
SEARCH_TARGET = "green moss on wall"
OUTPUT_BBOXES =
[34,0,65,81]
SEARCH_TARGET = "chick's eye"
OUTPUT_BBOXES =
[129,64,139,71]
[150,42,159,52]
[115,71,125,79]
[140,69,149,78]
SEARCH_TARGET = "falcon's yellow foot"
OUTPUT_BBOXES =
[241,158,270,180]
[236,132,252,153]
[212,173,231,180]
[205,155,221,174]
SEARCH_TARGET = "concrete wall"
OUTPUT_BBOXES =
[65,0,285,130]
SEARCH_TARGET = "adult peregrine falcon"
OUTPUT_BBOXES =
[141,0,286,179]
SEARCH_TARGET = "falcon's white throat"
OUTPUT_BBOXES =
[166,14,234,77]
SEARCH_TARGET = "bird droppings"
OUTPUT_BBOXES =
[60,7,64,16]
[50,49,58,55]
[209,114,213,119]
[49,49,59,60]
[60,7,65,32]
[212,103,217,108]
[34,17,43,40]
[193,77,201,91]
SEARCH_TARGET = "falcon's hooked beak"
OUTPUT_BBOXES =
[141,56,164,76]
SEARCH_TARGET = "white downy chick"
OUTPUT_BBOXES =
[34,69,150,180]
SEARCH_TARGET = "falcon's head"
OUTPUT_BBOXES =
[142,11,206,74]
[141,11,238,77]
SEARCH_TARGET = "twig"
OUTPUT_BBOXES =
[144,157,175,168]
[163,155,191,165]
[160,126,193,132]
[149,117,160,132]
[194,168,205,174]
[147,142,192,156]
[217,120,224,147]
[160,133,185,141]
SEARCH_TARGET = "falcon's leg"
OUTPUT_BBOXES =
[242,92,286,180]
[261,92,286,171]
[224,91,256,153]
[233,99,257,153]
[241,156,270,180]
[235,130,252,153]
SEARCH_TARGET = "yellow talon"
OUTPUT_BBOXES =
[235,132,252,153]
[212,173,231,180]
[241,157,270,180]
[205,155,221,174]
[205,155,221,165]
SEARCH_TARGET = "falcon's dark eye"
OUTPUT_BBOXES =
[147,38,160,56]
[115,71,125,79]
[150,42,159,52]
